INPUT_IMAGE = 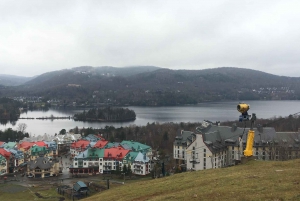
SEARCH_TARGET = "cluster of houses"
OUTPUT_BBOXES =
[174,121,300,171]
[0,133,153,178]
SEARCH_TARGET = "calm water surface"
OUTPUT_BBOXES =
[0,100,299,136]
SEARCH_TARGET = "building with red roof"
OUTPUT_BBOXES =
[93,140,108,149]
[0,148,11,159]
[70,140,90,157]
[0,141,5,147]
[18,142,35,153]
[99,147,130,174]
[34,141,48,147]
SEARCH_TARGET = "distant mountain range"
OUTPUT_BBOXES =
[1,66,300,106]
[0,74,34,86]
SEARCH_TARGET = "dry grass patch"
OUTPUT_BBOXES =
[83,159,300,201]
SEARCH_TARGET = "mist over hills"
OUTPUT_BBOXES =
[1,66,300,106]
[0,74,34,86]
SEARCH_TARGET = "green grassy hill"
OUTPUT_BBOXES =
[84,159,300,201]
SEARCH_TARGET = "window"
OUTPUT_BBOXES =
[84,163,86,165]
[75,163,77,166]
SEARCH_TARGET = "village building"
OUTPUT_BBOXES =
[0,154,7,175]
[30,146,50,160]
[173,130,196,171]
[174,121,300,171]
[123,151,151,175]
[120,140,152,160]
[27,156,60,178]
[4,148,24,170]
[100,147,130,174]
[70,148,104,175]
[93,140,109,149]
[0,148,11,174]
[70,140,91,158]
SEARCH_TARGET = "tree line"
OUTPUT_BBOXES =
[74,107,136,122]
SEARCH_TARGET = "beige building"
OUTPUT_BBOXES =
[174,121,300,171]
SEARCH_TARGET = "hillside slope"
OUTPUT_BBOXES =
[3,67,300,105]
[84,159,300,201]
[0,74,33,86]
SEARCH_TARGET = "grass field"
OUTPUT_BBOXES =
[83,159,300,201]
[1,160,300,201]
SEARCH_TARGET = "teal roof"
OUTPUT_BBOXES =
[87,148,104,158]
[30,146,49,156]
[76,148,104,159]
[105,142,120,148]
[124,151,139,163]
[120,141,151,152]
[4,142,16,149]
[73,181,88,192]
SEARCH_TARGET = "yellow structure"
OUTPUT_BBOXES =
[244,130,255,156]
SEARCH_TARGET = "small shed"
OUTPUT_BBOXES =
[73,181,88,194]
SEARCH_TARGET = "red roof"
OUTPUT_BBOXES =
[71,140,90,149]
[18,142,35,150]
[93,140,108,149]
[0,141,5,146]
[104,147,130,160]
[35,141,48,147]
[0,148,11,159]
[96,134,106,141]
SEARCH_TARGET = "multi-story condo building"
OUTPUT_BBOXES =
[173,121,300,171]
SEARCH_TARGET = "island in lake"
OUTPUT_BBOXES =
[73,107,136,122]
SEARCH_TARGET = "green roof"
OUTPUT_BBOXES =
[123,151,139,163]
[4,142,16,149]
[30,146,49,156]
[87,148,104,158]
[120,141,151,152]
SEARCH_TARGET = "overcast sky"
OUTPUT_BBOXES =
[1,0,300,77]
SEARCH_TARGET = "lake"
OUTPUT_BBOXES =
[0,100,299,136]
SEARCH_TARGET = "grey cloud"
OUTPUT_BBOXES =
[1,0,300,77]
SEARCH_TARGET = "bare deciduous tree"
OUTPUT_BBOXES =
[17,123,27,134]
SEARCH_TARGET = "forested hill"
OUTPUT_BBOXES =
[2,66,300,106]
[0,74,33,86]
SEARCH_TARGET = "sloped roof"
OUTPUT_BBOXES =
[120,140,151,152]
[30,146,49,156]
[27,156,54,170]
[104,147,130,160]
[73,181,88,192]
[71,140,90,149]
[105,142,120,148]
[75,148,104,159]
[196,123,277,153]
[174,131,195,146]
[0,141,5,147]
[4,142,16,149]
[135,152,150,163]
[0,148,11,158]
[124,151,139,163]
[18,141,35,150]
[93,140,108,148]
[34,141,48,147]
